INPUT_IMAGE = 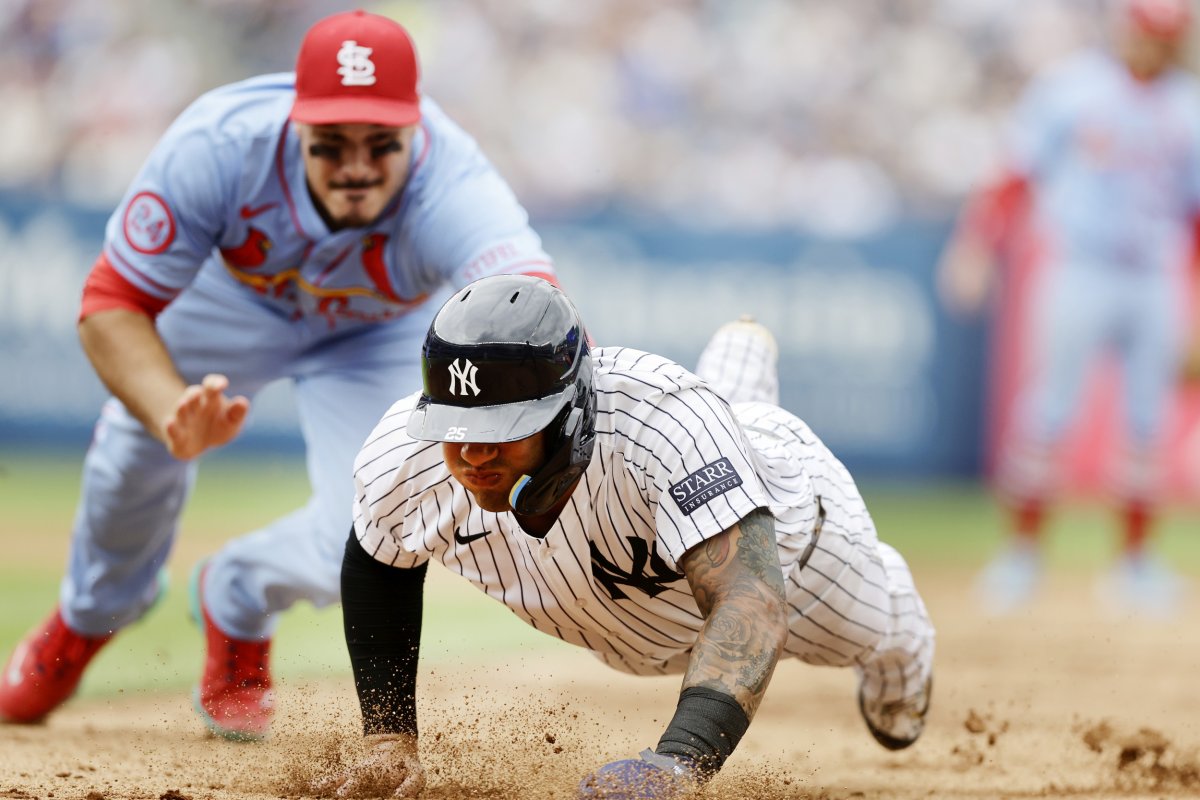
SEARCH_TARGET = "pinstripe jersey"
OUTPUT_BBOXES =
[353,346,887,676]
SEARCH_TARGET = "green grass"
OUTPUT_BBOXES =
[0,451,567,701]
[0,451,1196,700]
[860,479,1200,571]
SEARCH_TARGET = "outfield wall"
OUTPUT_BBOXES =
[0,193,985,477]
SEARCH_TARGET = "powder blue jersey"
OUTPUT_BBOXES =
[102,72,553,329]
[65,72,558,645]
[1009,49,1200,272]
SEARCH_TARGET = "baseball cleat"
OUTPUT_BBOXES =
[190,560,274,742]
[858,675,932,751]
[0,608,112,724]
[974,542,1042,616]
[1096,553,1185,619]
[695,315,780,405]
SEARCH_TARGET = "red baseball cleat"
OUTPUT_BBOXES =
[0,608,112,724]
[190,561,274,742]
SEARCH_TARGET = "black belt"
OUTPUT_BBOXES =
[796,497,825,571]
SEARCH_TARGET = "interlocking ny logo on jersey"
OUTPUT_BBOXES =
[670,457,743,515]
[337,40,376,86]
[590,538,682,601]
[448,358,481,396]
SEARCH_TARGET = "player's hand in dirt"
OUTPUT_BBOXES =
[162,373,250,461]
[312,734,425,799]
[576,749,700,799]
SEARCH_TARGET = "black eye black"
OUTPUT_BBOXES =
[370,140,403,159]
[309,143,340,159]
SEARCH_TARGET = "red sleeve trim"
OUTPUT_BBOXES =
[79,253,172,322]
[1190,213,1200,273]
[514,268,559,287]
[960,171,1031,252]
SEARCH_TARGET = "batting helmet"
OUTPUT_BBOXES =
[1122,0,1192,40]
[406,275,596,515]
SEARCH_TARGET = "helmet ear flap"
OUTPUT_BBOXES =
[562,405,584,441]
[509,395,595,518]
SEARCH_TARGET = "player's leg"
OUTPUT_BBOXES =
[0,402,190,723]
[750,413,934,748]
[195,292,444,738]
[694,315,779,405]
[0,266,298,724]
[132,273,294,738]
[778,492,934,750]
[982,264,1112,613]
[853,541,935,750]
[731,391,934,748]
[0,265,302,725]
[1099,271,1185,616]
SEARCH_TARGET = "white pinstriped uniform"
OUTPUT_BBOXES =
[353,325,934,707]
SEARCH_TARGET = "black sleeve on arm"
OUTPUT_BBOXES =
[341,526,427,737]
[655,686,751,777]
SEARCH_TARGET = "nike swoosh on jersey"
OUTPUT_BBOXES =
[239,202,279,219]
[453,527,493,545]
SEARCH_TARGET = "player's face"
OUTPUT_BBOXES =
[442,433,549,513]
[297,122,417,229]
[1117,29,1182,79]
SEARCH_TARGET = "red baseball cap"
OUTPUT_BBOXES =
[1122,0,1192,40]
[291,10,421,127]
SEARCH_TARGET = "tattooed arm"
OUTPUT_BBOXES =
[679,507,788,717]
[575,509,788,793]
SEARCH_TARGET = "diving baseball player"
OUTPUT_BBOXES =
[0,11,558,739]
[321,275,935,798]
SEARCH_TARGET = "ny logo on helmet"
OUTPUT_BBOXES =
[448,358,481,396]
[337,40,376,86]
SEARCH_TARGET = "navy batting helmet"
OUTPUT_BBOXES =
[406,275,596,515]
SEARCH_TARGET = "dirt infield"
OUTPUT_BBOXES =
[1,568,1198,799]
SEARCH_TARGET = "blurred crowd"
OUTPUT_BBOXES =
[1,0,1126,235]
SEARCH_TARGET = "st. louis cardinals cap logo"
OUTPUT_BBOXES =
[670,457,744,515]
[290,11,421,127]
[336,40,376,86]
[448,358,481,396]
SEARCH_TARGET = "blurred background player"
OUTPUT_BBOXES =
[0,10,558,738]
[938,0,1200,616]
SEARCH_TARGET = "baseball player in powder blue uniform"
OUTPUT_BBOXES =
[939,0,1200,615]
[0,10,558,739]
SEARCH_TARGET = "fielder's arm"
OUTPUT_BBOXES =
[78,258,248,459]
[318,529,427,798]
[936,170,1031,316]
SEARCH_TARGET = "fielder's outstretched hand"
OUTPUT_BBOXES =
[935,234,995,318]
[312,734,426,799]
[162,373,249,460]
[576,749,699,799]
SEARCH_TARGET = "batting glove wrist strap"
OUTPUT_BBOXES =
[654,686,750,777]
[638,748,696,776]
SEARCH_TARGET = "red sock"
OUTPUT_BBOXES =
[1011,497,1046,543]
[1121,500,1152,556]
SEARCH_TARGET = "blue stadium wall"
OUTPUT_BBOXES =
[0,193,987,478]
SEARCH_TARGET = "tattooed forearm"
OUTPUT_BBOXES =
[680,508,788,718]
[736,509,787,599]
